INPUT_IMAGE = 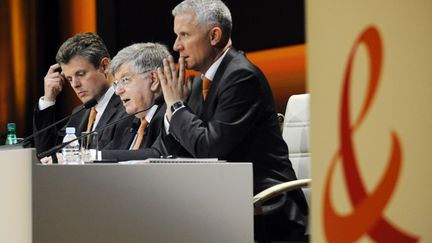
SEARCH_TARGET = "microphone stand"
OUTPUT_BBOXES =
[20,98,98,147]
[37,104,155,159]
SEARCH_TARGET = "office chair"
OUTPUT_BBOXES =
[253,94,311,241]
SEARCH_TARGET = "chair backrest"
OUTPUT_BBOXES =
[282,94,311,205]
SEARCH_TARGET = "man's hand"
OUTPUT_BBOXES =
[157,56,191,120]
[43,63,65,101]
[40,153,64,165]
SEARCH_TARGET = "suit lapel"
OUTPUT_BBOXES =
[77,109,91,134]
[188,75,205,116]
[96,94,121,129]
[205,48,237,104]
[140,104,162,148]
[123,117,140,149]
[188,48,239,118]
[94,94,122,142]
[200,48,238,119]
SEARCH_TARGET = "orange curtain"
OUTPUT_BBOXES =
[62,0,96,36]
[185,45,307,113]
[247,44,306,112]
[0,0,96,142]
[58,0,97,112]
[10,0,28,130]
[0,1,13,135]
[0,0,29,140]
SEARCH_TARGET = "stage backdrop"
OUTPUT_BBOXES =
[307,0,432,242]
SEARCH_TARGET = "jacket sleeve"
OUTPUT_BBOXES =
[33,104,60,154]
[170,71,262,158]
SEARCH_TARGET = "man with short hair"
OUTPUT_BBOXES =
[157,0,309,240]
[101,42,184,160]
[33,32,134,157]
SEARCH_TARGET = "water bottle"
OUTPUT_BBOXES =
[5,122,18,145]
[62,127,81,164]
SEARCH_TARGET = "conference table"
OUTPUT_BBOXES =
[0,148,254,243]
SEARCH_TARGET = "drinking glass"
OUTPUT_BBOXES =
[80,132,99,163]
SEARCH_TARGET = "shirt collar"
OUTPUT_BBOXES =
[144,104,158,123]
[95,86,114,114]
[202,47,231,81]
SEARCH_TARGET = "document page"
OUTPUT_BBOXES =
[119,158,225,164]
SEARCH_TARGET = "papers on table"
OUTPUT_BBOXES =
[119,158,225,164]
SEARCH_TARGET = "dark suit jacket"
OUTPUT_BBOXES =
[33,93,134,155]
[168,48,308,214]
[101,102,186,161]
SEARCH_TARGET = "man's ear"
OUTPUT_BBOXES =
[100,57,110,73]
[150,71,160,92]
[209,27,222,46]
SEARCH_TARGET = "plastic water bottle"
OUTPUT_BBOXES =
[62,127,81,164]
[5,122,18,145]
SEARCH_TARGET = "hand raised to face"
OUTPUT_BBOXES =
[157,55,191,119]
[43,63,65,101]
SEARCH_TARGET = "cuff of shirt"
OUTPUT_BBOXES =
[164,114,170,135]
[38,97,56,110]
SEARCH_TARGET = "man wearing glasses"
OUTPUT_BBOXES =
[101,42,184,160]
[34,32,135,160]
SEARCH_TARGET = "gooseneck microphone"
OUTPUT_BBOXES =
[20,98,98,147]
[37,103,155,159]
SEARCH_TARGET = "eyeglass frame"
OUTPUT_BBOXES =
[112,69,154,92]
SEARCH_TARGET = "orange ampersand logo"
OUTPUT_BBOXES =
[323,26,419,243]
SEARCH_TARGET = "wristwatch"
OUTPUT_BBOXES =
[170,100,186,113]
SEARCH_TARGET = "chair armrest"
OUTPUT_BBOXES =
[253,178,311,215]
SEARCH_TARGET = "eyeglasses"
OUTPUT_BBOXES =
[113,76,130,92]
[113,69,153,92]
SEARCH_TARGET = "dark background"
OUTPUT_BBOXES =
[97,0,305,56]
[1,0,305,141]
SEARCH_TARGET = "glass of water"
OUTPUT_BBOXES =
[80,132,99,163]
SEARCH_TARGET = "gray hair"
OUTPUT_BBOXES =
[109,42,170,75]
[172,0,232,39]
[56,32,110,68]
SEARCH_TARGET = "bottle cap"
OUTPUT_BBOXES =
[7,123,16,130]
[65,127,76,134]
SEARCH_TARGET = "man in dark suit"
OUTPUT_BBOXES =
[101,42,184,161]
[157,0,309,240]
[33,32,134,160]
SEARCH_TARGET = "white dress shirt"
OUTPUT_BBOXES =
[38,87,115,131]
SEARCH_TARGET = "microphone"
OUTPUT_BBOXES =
[20,98,98,146]
[37,103,155,159]
[129,119,140,133]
